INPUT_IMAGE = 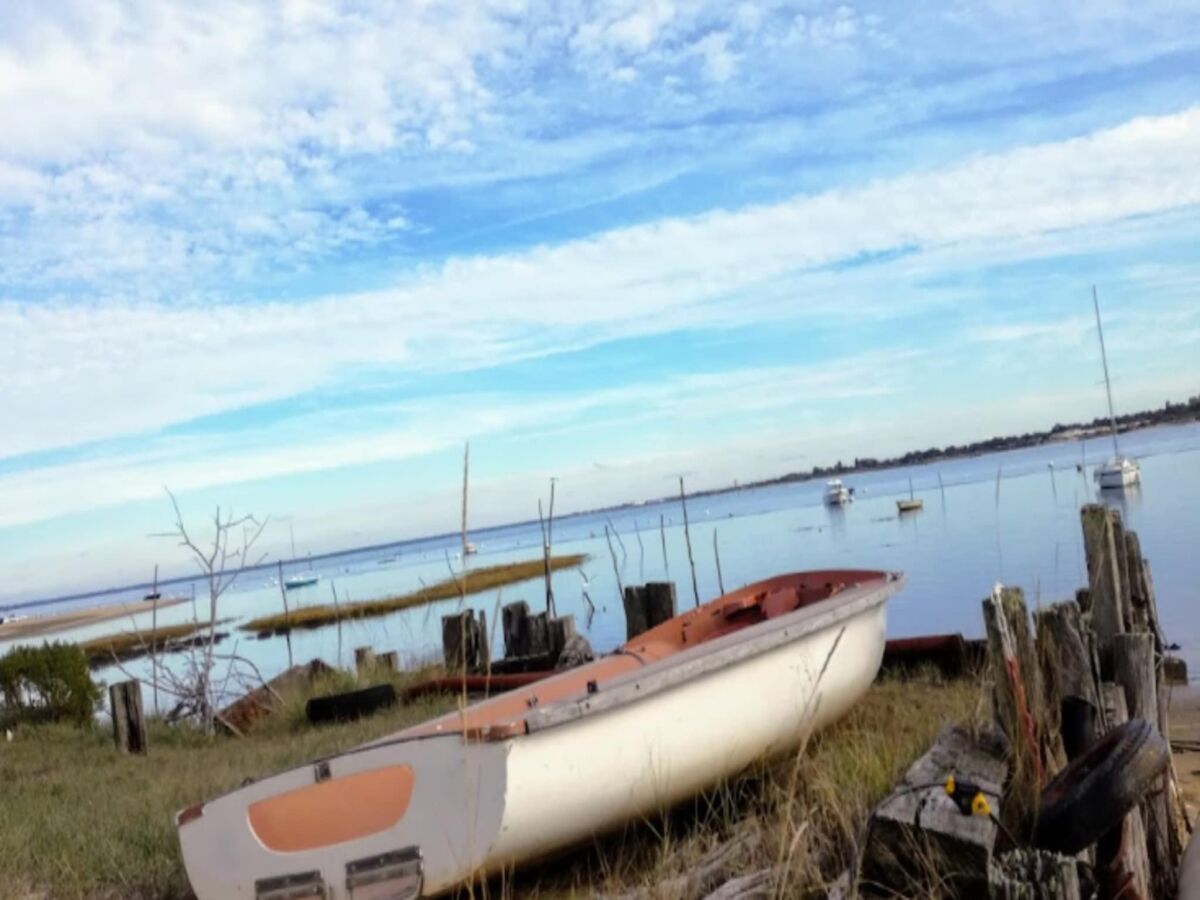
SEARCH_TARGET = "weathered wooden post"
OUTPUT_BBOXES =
[1080,505,1126,672]
[1098,683,1153,898]
[476,609,490,671]
[644,582,677,629]
[378,651,399,673]
[1112,633,1179,898]
[354,646,376,675]
[1035,601,1098,760]
[548,615,575,659]
[982,586,1042,829]
[441,611,473,674]
[622,585,648,640]
[110,680,147,755]
[502,601,530,659]
[526,611,550,657]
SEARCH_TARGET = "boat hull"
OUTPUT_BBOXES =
[1094,458,1140,490]
[179,572,898,898]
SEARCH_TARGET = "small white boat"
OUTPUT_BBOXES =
[177,569,902,899]
[1090,287,1140,491]
[463,542,478,556]
[1093,456,1140,489]
[283,574,320,590]
[823,479,853,506]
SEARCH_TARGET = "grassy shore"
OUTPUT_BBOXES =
[241,554,588,634]
[0,668,979,899]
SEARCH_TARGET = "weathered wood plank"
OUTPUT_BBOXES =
[861,724,1006,897]
[110,679,147,755]
[989,849,1081,899]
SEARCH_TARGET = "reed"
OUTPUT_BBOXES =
[241,554,588,634]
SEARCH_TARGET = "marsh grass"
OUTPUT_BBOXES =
[78,622,216,665]
[0,670,981,900]
[241,554,588,634]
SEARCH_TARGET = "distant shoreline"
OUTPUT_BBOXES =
[5,394,1198,614]
[0,597,190,642]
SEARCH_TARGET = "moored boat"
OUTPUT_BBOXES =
[823,479,853,506]
[1093,455,1140,490]
[283,573,320,590]
[177,569,903,899]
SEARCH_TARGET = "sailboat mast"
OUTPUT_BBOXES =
[1092,286,1121,458]
[461,441,470,557]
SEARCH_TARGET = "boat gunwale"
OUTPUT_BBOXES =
[522,572,901,735]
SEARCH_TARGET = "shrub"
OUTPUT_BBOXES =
[0,642,102,727]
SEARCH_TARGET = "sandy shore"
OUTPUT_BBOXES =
[1171,683,1200,825]
[0,597,190,642]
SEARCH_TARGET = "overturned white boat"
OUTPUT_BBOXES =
[177,569,903,899]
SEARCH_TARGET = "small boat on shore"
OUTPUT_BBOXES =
[823,478,853,506]
[177,568,902,899]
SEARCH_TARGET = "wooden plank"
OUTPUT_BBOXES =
[644,582,677,629]
[622,585,648,640]
[109,680,147,755]
[1080,505,1126,673]
[1113,633,1179,898]
[990,849,1081,899]
[862,724,1005,897]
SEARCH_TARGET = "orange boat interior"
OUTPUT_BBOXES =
[393,569,881,744]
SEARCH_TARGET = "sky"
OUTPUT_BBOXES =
[3,1,1200,602]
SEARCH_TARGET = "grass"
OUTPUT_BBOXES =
[0,664,457,900]
[0,668,981,900]
[241,554,589,634]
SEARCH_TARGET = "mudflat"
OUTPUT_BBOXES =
[1171,683,1200,823]
[0,598,189,642]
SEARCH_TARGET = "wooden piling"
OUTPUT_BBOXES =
[1080,505,1126,672]
[548,614,575,659]
[622,585,648,640]
[644,582,677,629]
[378,651,399,673]
[526,611,550,657]
[1098,682,1153,899]
[1035,601,1095,762]
[110,680,147,755]
[679,477,700,608]
[502,601,530,659]
[1113,633,1179,898]
[355,646,376,674]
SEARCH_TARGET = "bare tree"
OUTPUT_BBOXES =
[152,488,269,734]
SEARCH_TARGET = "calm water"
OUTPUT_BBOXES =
[5,422,1200,706]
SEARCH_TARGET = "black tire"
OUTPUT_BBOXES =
[1033,717,1168,854]
[305,683,397,725]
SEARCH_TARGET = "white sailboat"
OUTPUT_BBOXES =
[1090,287,1141,491]
[283,523,320,590]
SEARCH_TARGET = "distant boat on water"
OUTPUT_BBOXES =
[896,477,923,514]
[283,573,320,590]
[1090,286,1141,491]
[824,479,853,506]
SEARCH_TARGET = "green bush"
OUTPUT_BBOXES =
[0,642,102,727]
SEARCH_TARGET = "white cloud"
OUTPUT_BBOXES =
[5,105,1200,460]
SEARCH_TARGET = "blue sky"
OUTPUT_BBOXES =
[3,0,1200,601]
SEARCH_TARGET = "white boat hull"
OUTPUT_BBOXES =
[179,577,896,898]
[1094,457,1140,490]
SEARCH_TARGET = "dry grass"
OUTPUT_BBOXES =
[0,665,457,900]
[241,554,588,634]
[0,668,982,900]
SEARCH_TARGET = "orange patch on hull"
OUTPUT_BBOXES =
[248,765,415,853]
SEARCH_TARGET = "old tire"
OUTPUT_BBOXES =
[1033,717,1168,854]
[306,683,396,725]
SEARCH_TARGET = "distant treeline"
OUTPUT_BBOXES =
[760,393,1200,485]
